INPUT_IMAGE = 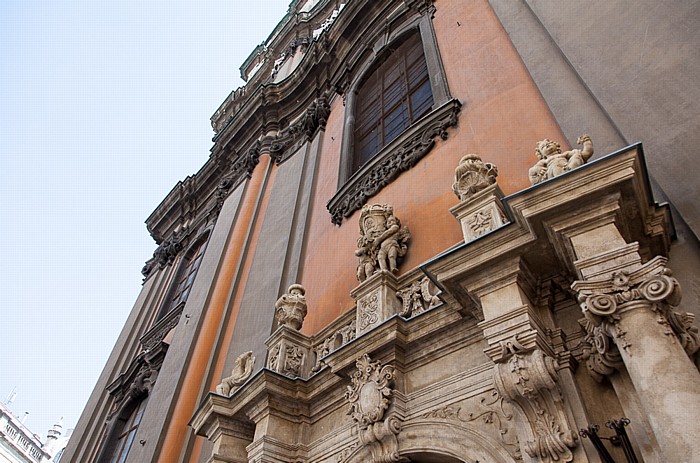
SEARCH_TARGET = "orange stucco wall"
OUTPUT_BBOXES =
[299,0,567,336]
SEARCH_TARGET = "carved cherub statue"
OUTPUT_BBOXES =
[216,351,255,396]
[355,235,376,282]
[374,214,409,274]
[355,205,410,282]
[528,134,594,185]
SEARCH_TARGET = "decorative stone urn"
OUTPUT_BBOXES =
[274,284,307,330]
[449,155,508,243]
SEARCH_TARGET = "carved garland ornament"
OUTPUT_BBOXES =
[345,355,402,462]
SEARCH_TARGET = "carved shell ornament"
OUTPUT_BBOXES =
[451,154,498,200]
[345,354,395,427]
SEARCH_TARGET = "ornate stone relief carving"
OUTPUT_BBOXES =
[270,95,331,162]
[284,345,305,377]
[573,257,699,359]
[528,135,593,185]
[452,154,498,201]
[139,302,185,351]
[396,277,440,318]
[355,204,410,282]
[577,318,623,382]
[345,355,402,463]
[142,228,189,277]
[107,354,161,421]
[311,319,357,373]
[422,390,521,460]
[216,351,255,396]
[275,284,308,330]
[328,100,461,224]
[493,347,578,463]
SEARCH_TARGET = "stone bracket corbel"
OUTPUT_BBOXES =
[493,349,578,463]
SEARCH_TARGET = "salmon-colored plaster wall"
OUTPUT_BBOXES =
[300,0,567,336]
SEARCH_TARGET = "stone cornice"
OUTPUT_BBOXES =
[145,0,435,249]
[422,144,672,320]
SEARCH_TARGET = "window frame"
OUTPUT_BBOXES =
[328,12,459,224]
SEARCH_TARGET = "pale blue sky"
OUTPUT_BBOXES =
[0,0,290,439]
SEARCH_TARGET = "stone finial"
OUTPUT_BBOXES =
[274,284,307,330]
[528,134,593,185]
[216,351,255,396]
[451,154,498,200]
[355,204,410,282]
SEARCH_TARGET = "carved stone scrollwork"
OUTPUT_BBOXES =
[275,284,308,330]
[528,135,593,185]
[345,355,402,463]
[573,256,698,359]
[143,228,189,277]
[270,95,331,162]
[355,204,410,282]
[493,348,578,463]
[216,351,255,397]
[396,277,440,318]
[577,318,623,382]
[328,99,461,225]
[422,390,521,460]
[311,319,356,373]
[452,154,498,201]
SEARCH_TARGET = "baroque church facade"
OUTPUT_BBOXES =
[63,1,700,462]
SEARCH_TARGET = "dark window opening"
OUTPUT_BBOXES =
[353,31,433,173]
[107,399,147,463]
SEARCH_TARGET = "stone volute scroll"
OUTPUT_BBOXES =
[274,284,307,330]
[345,354,403,463]
[216,351,255,397]
[449,155,508,243]
[528,135,593,185]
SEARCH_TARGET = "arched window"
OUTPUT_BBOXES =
[102,398,147,463]
[154,237,207,321]
[353,31,433,173]
[328,11,459,225]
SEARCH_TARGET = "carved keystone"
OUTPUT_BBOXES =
[345,355,402,462]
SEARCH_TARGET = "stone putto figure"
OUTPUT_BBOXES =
[528,134,593,185]
[274,284,308,330]
[355,204,410,282]
[216,351,255,396]
[452,154,498,200]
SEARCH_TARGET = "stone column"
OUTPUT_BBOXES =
[572,255,700,461]
[549,201,700,461]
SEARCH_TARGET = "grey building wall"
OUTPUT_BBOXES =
[489,0,700,238]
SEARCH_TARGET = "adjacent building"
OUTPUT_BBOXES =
[0,401,67,463]
[63,1,700,462]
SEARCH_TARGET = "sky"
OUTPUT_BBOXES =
[0,0,291,440]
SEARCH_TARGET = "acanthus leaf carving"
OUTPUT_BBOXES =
[573,257,698,360]
[422,390,521,460]
[270,95,331,162]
